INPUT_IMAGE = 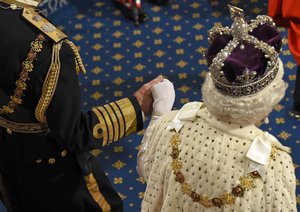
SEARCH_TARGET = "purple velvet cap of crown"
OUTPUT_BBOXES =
[207,24,282,83]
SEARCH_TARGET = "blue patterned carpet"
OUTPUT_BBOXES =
[1,0,299,211]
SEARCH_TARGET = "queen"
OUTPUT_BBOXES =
[137,5,297,212]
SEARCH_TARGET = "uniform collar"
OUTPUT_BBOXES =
[0,0,39,8]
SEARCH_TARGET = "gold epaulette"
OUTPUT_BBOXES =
[22,8,67,43]
[64,40,86,74]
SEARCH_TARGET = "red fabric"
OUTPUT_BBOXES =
[289,21,300,65]
[268,0,300,65]
[116,0,141,8]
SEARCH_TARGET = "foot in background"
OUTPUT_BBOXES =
[290,66,300,120]
[113,0,149,25]
[148,0,172,5]
[290,102,300,120]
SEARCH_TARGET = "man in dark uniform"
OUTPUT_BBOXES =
[0,0,163,211]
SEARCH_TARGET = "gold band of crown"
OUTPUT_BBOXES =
[211,59,280,97]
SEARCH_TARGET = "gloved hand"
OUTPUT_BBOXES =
[151,79,175,116]
[134,75,163,116]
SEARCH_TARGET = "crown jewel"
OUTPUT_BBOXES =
[207,5,282,97]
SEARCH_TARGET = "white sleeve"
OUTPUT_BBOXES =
[265,150,297,211]
[137,79,175,178]
[136,119,159,180]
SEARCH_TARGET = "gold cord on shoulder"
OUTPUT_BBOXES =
[0,34,46,115]
[64,39,86,74]
[169,129,262,208]
[35,42,62,123]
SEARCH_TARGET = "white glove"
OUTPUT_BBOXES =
[151,79,175,116]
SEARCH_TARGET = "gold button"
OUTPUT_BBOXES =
[48,158,56,164]
[6,128,12,135]
[35,159,42,164]
[61,150,68,157]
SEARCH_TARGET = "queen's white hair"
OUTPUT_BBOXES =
[202,59,287,124]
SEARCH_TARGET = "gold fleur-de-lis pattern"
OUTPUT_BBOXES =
[37,0,300,211]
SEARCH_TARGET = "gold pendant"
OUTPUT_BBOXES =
[10,4,18,9]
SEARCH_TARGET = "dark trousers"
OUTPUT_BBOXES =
[294,66,300,111]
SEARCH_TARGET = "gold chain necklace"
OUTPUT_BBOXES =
[0,34,46,115]
[169,128,262,208]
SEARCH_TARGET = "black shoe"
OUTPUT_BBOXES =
[113,0,149,25]
[290,110,300,120]
[290,102,300,120]
[148,0,172,5]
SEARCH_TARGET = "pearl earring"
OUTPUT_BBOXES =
[264,117,269,124]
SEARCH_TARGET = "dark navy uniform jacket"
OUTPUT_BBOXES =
[0,2,143,211]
